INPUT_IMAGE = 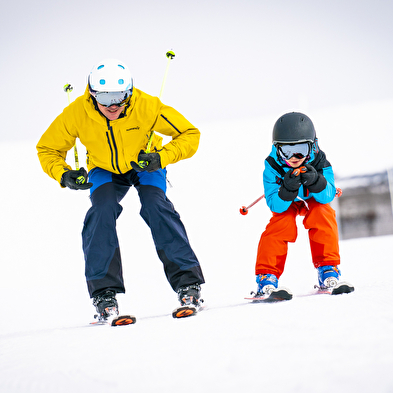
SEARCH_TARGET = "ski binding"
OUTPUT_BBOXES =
[245,287,293,303]
[314,281,355,295]
[91,314,137,326]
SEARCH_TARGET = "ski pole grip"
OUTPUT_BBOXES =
[138,160,148,169]
[292,166,307,176]
[76,175,86,185]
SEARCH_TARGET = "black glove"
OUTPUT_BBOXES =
[61,168,93,190]
[301,164,327,193]
[300,164,319,186]
[131,150,162,173]
[278,169,302,201]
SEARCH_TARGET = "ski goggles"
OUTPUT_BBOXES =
[278,143,310,160]
[91,89,132,107]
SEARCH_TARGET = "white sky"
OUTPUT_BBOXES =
[1,0,393,175]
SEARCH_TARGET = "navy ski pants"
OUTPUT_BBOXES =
[82,167,205,298]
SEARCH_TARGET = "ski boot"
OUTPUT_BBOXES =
[92,290,136,326]
[173,284,203,318]
[317,265,341,289]
[247,274,292,302]
[93,290,119,322]
[315,265,354,295]
[256,274,278,295]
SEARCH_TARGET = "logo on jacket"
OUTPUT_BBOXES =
[126,126,140,131]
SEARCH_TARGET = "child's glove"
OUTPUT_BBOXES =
[278,169,302,201]
[300,164,327,193]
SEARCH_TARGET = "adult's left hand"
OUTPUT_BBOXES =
[131,150,162,173]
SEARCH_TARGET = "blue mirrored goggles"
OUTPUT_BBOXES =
[91,89,132,107]
[278,143,310,160]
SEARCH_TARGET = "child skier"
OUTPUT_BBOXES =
[254,112,351,298]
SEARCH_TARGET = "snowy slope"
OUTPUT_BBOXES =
[1,137,393,393]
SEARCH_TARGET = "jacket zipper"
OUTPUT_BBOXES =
[106,120,122,174]
[160,114,181,134]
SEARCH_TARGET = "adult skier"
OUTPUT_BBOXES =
[254,112,351,297]
[37,59,205,323]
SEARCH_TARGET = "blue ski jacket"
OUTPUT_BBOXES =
[263,142,336,213]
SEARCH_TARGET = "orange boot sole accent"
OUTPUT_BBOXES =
[172,306,197,319]
[111,315,137,326]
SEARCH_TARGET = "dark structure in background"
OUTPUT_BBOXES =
[333,169,393,240]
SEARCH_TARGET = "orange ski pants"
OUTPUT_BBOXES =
[255,198,340,278]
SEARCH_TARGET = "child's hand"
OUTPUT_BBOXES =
[283,170,302,191]
[301,164,327,193]
[278,169,302,201]
[300,164,319,186]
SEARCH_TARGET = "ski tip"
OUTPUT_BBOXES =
[172,306,197,319]
[111,315,137,326]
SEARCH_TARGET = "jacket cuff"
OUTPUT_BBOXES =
[158,151,170,169]
[55,167,71,188]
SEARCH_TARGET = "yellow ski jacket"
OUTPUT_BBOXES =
[37,86,200,185]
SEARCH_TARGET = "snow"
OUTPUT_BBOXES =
[1,139,393,393]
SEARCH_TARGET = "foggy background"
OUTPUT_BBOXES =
[1,0,393,179]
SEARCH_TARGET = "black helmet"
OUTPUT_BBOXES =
[272,112,316,145]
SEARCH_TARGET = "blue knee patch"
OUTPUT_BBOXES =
[88,168,113,195]
[137,168,167,193]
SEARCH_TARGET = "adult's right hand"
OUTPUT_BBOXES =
[61,168,93,190]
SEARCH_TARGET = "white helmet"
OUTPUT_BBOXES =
[88,59,133,92]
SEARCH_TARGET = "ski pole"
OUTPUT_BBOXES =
[63,84,85,185]
[63,84,80,170]
[240,194,265,215]
[240,187,343,216]
[139,50,175,168]
[240,168,302,214]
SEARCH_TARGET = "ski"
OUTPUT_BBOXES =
[245,287,293,303]
[172,300,205,319]
[90,314,137,326]
[314,281,355,296]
